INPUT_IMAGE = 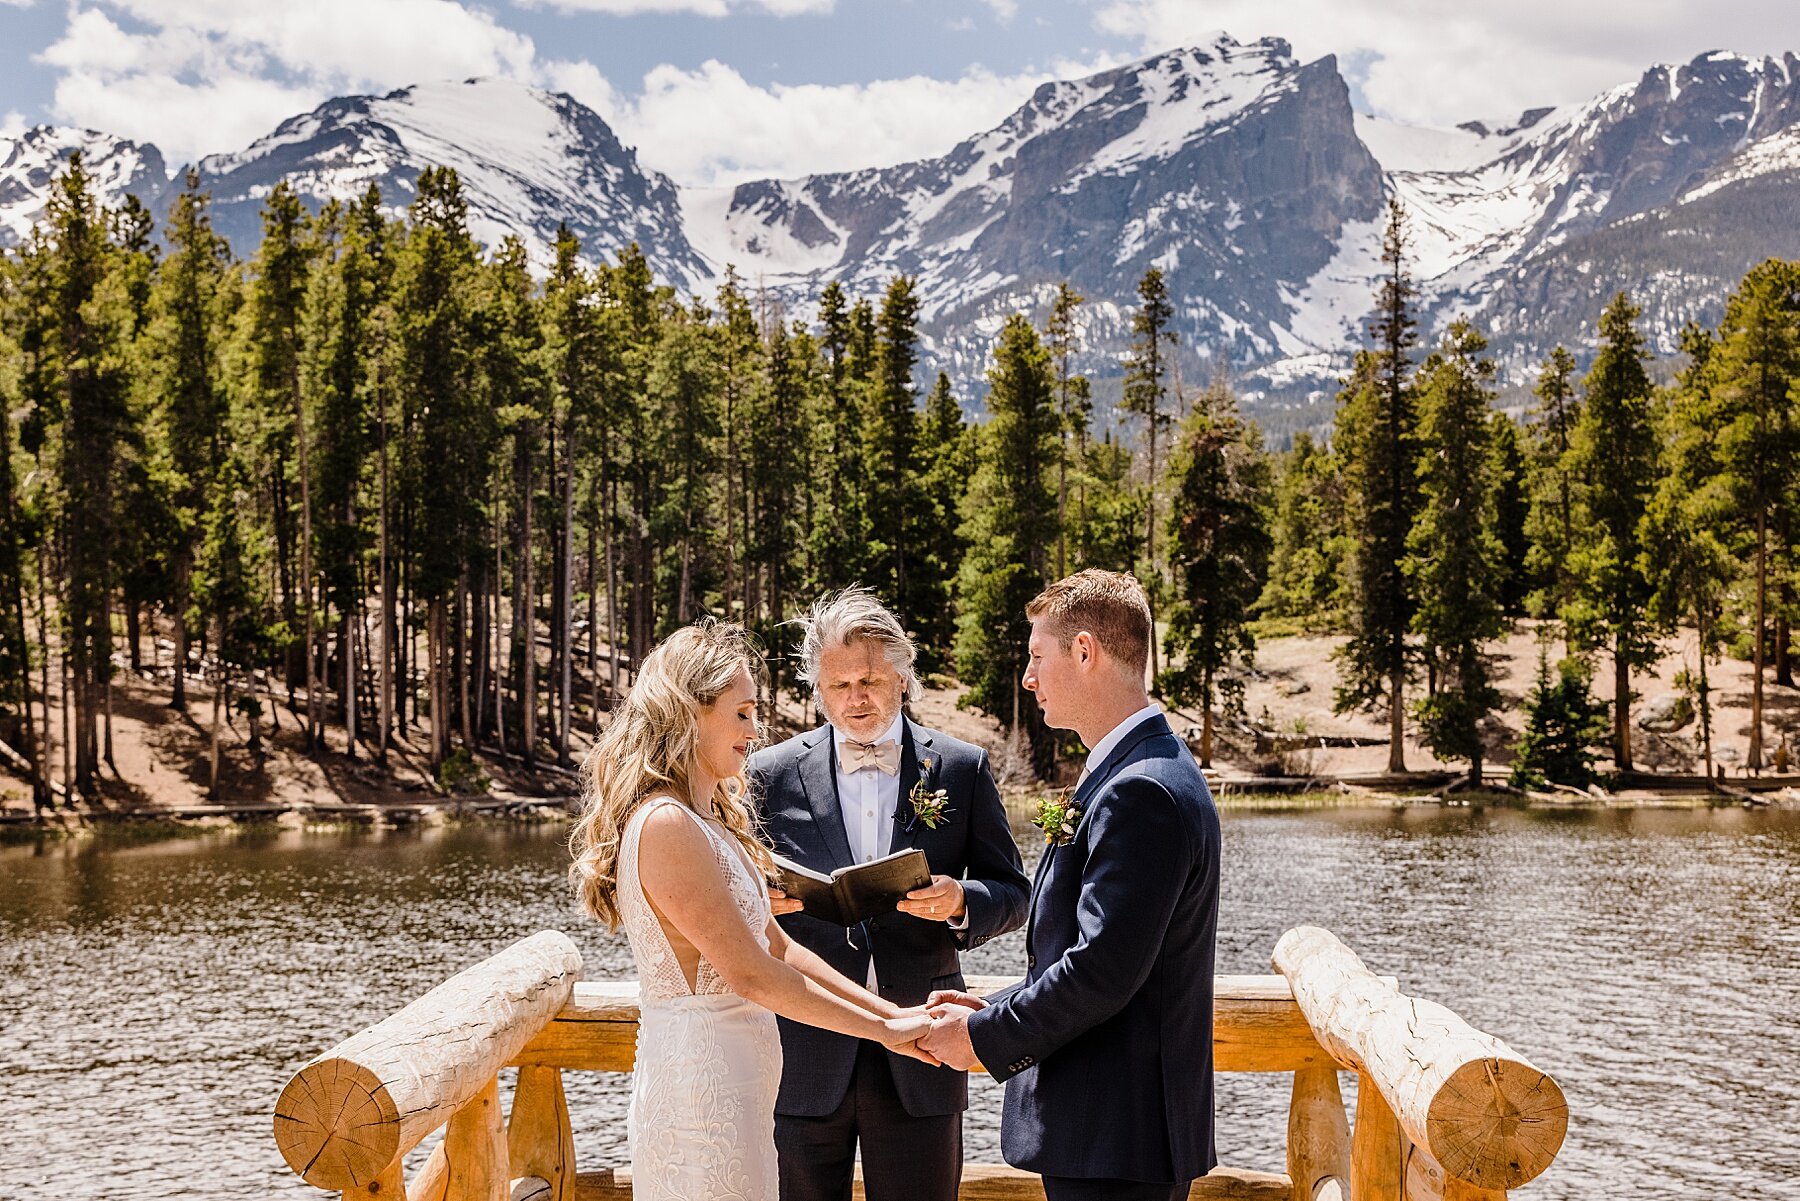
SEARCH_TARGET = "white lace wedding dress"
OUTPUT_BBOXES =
[618,796,783,1201]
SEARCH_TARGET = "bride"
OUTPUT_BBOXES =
[571,619,936,1201]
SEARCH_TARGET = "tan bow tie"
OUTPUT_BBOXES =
[842,738,901,776]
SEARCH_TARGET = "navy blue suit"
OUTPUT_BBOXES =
[748,717,1029,1201]
[967,713,1220,1195]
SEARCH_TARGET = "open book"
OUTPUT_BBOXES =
[771,848,932,928]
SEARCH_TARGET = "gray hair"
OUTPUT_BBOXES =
[794,587,923,703]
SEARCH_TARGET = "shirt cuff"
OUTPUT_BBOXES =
[946,911,969,930]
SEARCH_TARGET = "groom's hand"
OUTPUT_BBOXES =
[926,989,988,1011]
[919,1006,980,1071]
[898,875,966,921]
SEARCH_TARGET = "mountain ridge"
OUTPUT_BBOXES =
[4,40,1798,420]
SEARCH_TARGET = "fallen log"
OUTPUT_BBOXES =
[1273,927,1566,1191]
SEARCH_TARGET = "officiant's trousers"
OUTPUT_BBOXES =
[774,1039,961,1201]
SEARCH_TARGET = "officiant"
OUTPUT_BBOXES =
[747,586,1029,1201]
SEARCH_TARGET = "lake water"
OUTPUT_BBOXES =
[3,804,1797,1200]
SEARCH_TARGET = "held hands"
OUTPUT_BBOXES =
[918,1003,981,1072]
[766,887,804,917]
[896,874,966,922]
[880,1013,942,1066]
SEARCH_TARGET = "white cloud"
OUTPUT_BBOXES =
[980,0,1018,21]
[37,0,541,162]
[1092,0,1800,128]
[1,111,26,137]
[610,55,1116,186]
[527,0,832,14]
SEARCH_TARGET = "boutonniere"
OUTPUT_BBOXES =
[900,757,952,832]
[1030,788,1081,847]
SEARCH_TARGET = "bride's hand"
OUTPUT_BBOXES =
[880,1015,940,1066]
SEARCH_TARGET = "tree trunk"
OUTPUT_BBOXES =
[172,557,190,710]
[207,642,224,799]
[559,431,576,767]
[495,495,508,758]
[1387,652,1407,775]
[518,440,537,771]
[295,377,319,751]
[1614,634,1633,772]
[1750,511,1766,772]
[377,382,393,763]
[427,597,447,770]
[457,575,473,751]
[343,608,357,759]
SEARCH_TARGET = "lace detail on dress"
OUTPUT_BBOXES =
[619,795,773,1001]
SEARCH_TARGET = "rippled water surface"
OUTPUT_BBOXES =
[3,804,1797,1200]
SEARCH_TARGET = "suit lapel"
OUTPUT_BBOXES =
[884,718,930,856]
[1024,713,1176,956]
[798,726,855,871]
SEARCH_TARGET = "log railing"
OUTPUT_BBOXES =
[273,928,1567,1201]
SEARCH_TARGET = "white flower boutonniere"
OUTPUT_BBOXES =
[901,757,952,832]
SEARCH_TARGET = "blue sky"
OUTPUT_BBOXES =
[4,1,1800,186]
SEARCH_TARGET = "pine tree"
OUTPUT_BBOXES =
[1509,650,1611,790]
[1045,282,1092,578]
[1258,432,1351,629]
[541,225,610,766]
[909,372,969,673]
[1406,320,1507,788]
[806,280,866,593]
[1488,413,1529,616]
[192,453,276,796]
[30,157,135,796]
[864,276,921,611]
[1157,381,1272,767]
[1710,259,1800,772]
[1642,323,1737,781]
[147,169,231,716]
[240,181,320,745]
[1121,267,1176,677]
[391,166,486,768]
[1067,431,1143,575]
[303,187,388,758]
[1565,293,1663,772]
[649,303,723,631]
[1523,346,1582,632]
[954,314,1060,777]
[1333,201,1421,774]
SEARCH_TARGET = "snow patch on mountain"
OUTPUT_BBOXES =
[0,126,169,247]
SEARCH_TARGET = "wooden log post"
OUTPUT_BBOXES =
[508,1066,577,1201]
[274,931,582,1193]
[1286,1066,1350,1201]
[1404,1144,1508,1201]
[1351,1074,1406,1201]
[1273,928,1567,1192]
[408,1076,510,1201]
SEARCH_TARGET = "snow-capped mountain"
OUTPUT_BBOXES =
[685,34,1386,388]
[0,126,168,247]
[4,41,1800,418]
[195,78,710,288]
[1282,48,1800,397]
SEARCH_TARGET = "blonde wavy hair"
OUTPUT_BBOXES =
[570,618,776,930]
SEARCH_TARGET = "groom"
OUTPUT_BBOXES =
[921,569,1221,1201]
[748,587,1029,1201]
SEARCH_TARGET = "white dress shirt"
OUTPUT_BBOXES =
[1078,702,1163,788]
[835,710,905,864]
[834,711,905,989]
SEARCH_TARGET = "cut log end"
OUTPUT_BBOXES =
[273,1056,401,1190]
[1427,1057,1568,1188]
